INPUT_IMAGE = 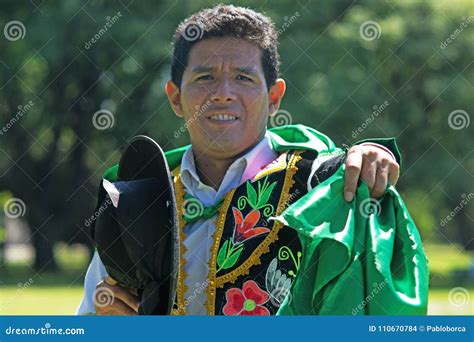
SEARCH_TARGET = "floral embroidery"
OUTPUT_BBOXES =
[232,208,270,243]
[217,239,244,272]
[223,280,270,316]
[278,246,302,277]
[217,208,270,272]
[265,258,292,307]
[237,176,276,217]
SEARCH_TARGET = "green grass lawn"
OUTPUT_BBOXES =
[0,287,84,315]
[424,243,472,277]
[1,286,471,315]
[428,288,473,315]
[0,243,88,315]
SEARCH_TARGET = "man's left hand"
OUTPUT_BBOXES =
[343,144,400,202]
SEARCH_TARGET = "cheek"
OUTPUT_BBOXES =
[181,88,207,113]
[243,91,269,122]
[241,83,265,103]
[185,85,206,98]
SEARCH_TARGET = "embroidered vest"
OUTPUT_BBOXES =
[171,149,325,315]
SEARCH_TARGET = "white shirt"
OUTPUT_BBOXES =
[76,134,277,315]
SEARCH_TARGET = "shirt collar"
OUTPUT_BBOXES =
[180,133,277,198]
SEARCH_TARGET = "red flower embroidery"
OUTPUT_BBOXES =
[232,208,270,244]
[223,280,270,316]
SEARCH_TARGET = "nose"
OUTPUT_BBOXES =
[210,78,236,103]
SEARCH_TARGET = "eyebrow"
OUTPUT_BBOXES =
[190,65,258,75]
[191,66,214,74]
[235,67,258,75]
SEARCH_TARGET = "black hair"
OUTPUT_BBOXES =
[171,4,280,89]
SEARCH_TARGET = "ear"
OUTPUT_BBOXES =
[165,80,184,118]
[268,78,286,116]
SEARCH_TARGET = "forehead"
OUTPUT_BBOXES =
[187,37,263,71]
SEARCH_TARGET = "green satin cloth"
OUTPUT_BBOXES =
[275,165,429,315]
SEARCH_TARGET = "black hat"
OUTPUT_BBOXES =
[91,136,179,315]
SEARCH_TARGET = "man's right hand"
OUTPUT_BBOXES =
[94,276,140,315]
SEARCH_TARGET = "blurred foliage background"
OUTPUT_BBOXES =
[0,0,472,314]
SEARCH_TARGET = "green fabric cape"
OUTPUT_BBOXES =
[100,124,428,315]
[275,165,428,315]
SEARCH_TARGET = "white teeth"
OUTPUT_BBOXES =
[210,114,237,121]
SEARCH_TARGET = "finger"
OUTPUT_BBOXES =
[371,163,389,199]
[96,307,118,316]
[104,276,118,286]
[110,285,140,312]
[94,280,140,313]
[344,149,363,202]
[110,299,138,316]
[97,298,138,316]
[360,158,377,192]
[387,162,400,187]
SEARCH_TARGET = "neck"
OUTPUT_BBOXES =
[194,154,234,190]
[192,137,265,190]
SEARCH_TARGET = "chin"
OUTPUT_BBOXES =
[205,138,243,156]
[212,140,241,153]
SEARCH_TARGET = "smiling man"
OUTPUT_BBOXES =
[77,5,428,316]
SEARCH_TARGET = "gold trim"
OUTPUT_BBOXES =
[205,151,303,314]
[252,153,287,181]
[171,171,189,315]
[205,188,236,315]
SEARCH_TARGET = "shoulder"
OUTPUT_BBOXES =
[291,149,346,194]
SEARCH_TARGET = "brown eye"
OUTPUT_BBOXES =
[197,74,213,81]
[236,74,252,82]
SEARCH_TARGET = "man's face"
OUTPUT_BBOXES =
[166,37,285,160]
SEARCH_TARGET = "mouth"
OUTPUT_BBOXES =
[206,113,239,123]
